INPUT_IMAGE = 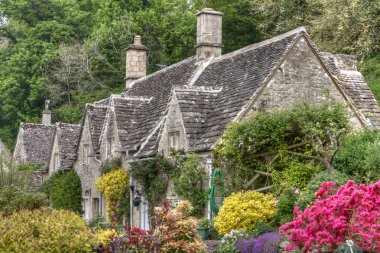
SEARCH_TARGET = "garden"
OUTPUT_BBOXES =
[0,103,379,252]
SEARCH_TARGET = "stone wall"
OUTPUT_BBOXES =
[158,92,189,157]
[74,114,105,220]
[249,37,363,130]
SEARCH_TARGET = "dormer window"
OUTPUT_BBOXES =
[168,131,180,149]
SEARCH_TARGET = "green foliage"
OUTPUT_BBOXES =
[272,161,321,193]
[271,190,298,227]
[0,186,48,215]
[0,208,97,252]
[88,214,108,230]
[295,170,350,210]
[333,129,380,183]
[130,155,175,215]
[250,222,275,236]
[0,160,30,189]
[199,217,212,229]
[172,152,209,217]
[360,55,380,105]
[213,103,349,195]
[100,157,123,175]
[42,170,82,213]
[16,163,43,172]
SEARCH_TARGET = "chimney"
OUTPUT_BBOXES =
[125,35,148,88]
[42,99,51,125]
[196,8,223,60]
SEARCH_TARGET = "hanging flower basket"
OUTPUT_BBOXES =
[133,197,141,207]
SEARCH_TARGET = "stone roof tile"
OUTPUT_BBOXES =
[56,123,81,170]
[21,123,56,164]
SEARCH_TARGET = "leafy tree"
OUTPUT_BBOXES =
[42,170,82,213]
[213,103,349,195]
[333,129,380,183]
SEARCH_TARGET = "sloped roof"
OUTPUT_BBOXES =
[19,123,56,164]
[133,27,303,157]
[86,103,108,152]
[320,52,380,128]
[55,123,81,170]
[124,57,199,155]
[96,26,379,159]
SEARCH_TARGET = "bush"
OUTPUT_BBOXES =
[96,168,129,220]
[0,208,97,252]
[280,180,380,252]
[42,170,82,213]
[213,103,349,195]
[214,191,277,235]
[333,129,380,183]
[154,200,206,253]
[218,230,249,253]
[271,190,298,226]
[295,170,350,210]
[272,161,321,193]
[0,186,48,215]
[236,232,282,253]
[172,153,209,217]
[100,157,122,175]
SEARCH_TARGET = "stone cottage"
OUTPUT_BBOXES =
[13,8,380,227]
[89,8,380,229]
[73,101,108,220]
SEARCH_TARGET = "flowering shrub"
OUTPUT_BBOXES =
[295,170,350,210]
[154,200,206,253]
[236,232,282,253]
[214,191,277,235]
[96,168,129,219]
[218,230,249,253]
[280,180,380,253]
[0,208,96,252]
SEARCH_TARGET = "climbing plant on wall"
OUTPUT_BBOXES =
[129,156,175,217]
[172,151,209,217]
[41,170,82,214]
[213,102,349,195]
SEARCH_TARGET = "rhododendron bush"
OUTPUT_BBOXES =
[280,180,380,253]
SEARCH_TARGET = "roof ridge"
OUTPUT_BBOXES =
[128,56,197,89]
[211,26,306,63]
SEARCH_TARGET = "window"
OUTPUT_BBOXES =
[92,198,100,217]
[53,153,59,171]
[83,144,90,165]
[168,131,180,149]
[106,138,112,159]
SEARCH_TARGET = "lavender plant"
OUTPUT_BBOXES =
[253,232,282,253]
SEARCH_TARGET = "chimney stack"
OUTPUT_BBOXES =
[42,99,51,125]
[196,8,223,60]
[125,35,148,88]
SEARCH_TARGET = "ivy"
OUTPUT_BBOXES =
[129,156,175,217]
[172,151,209,217]
[41,170,82,214]
[100,157,122,175]
[213,102,349,195]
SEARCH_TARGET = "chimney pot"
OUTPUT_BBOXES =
[134,35,142,45]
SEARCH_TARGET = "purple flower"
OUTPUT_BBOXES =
[236,236,256,253]
[253,232,282,253]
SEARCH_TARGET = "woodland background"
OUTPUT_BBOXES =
[0,0,379,149]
